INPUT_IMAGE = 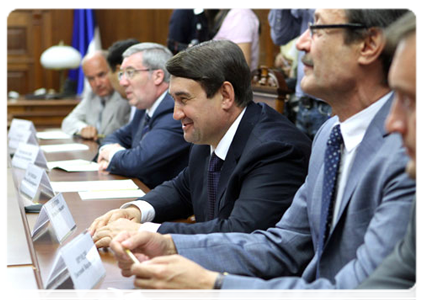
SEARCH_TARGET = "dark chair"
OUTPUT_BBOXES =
[251,66,292,114]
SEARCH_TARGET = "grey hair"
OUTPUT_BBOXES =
[123,42,173,83]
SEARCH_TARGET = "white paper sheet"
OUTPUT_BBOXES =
[51,179,139,193]
[48,159,99,172]
[79,189,145,200]
[40,144,89,153]
[36,131,71,140]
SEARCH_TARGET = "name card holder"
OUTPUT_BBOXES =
[31,193,76,243]
[8,129,39,153]
[45,231,106,289]
[11,143,48,170]
[20,163,55,204]
[8,118,37,138]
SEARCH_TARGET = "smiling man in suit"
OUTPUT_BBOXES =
[107,9,415,290]
[89,40,311,247]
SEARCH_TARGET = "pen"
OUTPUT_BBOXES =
[125,249,140,264]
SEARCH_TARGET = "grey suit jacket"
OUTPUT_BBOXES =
[61,90,131,136]
[335,192,420,300]
[172,95,416,289]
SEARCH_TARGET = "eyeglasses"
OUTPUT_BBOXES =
[118,68,155,80]
[309,22,367,37]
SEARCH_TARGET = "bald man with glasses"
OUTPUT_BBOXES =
[97,43,191,189]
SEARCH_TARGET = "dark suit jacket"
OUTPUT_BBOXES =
[357,198,416,289]
[142,102,311,234]
[102,93,191,188]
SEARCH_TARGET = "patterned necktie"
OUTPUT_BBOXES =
[141,114,151,138]
[316,124,343,278]
[207,152,224,220]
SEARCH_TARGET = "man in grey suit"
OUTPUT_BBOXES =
[358,11,416,289]
[108,9,415,290]
[61,50,131,140]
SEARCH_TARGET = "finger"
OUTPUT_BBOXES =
[110,231,133,257]
[95,236,112,249]
[108,211,126,223]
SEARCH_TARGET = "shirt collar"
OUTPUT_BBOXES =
[146,90,168,118]
[211,107,247,160]
[337,91,393,153]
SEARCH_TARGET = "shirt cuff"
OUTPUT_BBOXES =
[138,222,161,232]
[108,147,125,163]
[120,200,156,223]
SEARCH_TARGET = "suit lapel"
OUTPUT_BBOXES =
[216,103,261,205]
[133,92,173,145]
[331,95,394,229]
[99,91,117,133]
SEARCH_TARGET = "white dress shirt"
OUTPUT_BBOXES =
[122,107,247,232]
[330,92,392,230]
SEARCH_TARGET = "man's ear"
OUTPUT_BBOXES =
[153,69,165,85]
[358,28,385,66]
[220,81,236,110]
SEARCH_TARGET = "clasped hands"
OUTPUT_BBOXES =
[97,143,125,172]
[89,206,142,248]
[110,230,218,289]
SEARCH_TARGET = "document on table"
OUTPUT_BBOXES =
[79,189,145,200]
[47,159,99,172]
[40,143,89,153]
[50,179,145,200]
[36,131,71,140]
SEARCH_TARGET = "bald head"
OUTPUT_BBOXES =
[82,51,114,97]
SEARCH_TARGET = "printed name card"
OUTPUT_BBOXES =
[8,118,37,138]
[31,193,76,243]
[20,163,55,201]
[8,129,38,151]
[46,231,106,289]
[11,143,48,170]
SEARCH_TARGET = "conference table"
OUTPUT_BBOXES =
[7,130,150,290]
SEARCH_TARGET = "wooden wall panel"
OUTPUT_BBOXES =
[7,9,279,96]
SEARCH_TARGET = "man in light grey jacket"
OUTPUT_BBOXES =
[61,50,130,140]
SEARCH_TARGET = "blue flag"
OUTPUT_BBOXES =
[68,9,101,96]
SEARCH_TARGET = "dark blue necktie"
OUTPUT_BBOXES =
[140,114,151,138]
[207,152,224,220]
[134,114,151,146]
[316,124,343,278]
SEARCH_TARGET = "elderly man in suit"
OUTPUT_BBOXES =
[61,50,131,140]
[358,11,416,289]
[88,40,311,247]
[96,43,191,189]
[107,9,415,290]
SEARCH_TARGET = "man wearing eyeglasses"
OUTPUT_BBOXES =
[61,51,131,140]
[97,43,191,189]
[107,9,415,290]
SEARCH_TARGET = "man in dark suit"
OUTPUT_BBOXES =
[107,9,415,290]
[358,11,416,289]
[97,43,191,188]
[89,40,311,246]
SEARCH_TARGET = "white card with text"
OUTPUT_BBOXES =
[61,231,106,289]
[31,193,76,243]
[46,231,105,289]
[8,118,37,139]
[20,163,55,200]
[11,143,48,170]
[8,128,39,151]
